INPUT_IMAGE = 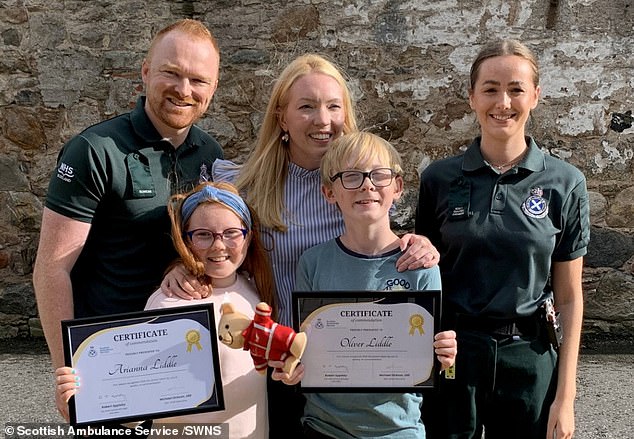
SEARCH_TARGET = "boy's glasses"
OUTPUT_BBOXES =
[329,168,396,190]
[185,228,248,249]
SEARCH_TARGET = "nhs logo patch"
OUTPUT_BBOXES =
[56,162,75,182]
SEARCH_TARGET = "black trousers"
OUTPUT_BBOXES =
[266,370,305,438]
[431,331,557,439]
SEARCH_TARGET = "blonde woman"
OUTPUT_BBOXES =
[164,54,440,437]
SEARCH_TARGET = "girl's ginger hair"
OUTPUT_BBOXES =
[235,53,358,231]
[166,181,276,314]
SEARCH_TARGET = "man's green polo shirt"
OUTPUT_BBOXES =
[45,97,223,317]
[416,137,589,319]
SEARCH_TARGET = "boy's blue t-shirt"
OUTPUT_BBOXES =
[295,237,442,439]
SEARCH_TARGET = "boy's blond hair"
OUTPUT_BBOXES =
[320,132,403,188]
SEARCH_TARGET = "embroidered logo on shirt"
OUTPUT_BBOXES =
[56,162,75,182]
[521,187,549,218]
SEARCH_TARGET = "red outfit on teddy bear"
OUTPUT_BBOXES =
[242,302,298,372]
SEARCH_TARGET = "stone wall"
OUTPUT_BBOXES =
[1,0,633,339]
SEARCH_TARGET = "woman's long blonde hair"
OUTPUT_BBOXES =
[235,54,358,231]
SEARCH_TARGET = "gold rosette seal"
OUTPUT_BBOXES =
[186,330,202,352]
[409,314,425,335]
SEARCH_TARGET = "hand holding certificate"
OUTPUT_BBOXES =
[293,291,441,392]
[62,304,224,426]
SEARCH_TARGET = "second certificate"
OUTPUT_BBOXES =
[293,291,440,392]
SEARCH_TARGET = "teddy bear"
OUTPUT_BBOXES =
[218,301,307,376]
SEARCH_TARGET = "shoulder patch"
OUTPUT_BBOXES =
[56,162,75,182]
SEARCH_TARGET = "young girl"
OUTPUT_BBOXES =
[55,182,284,438]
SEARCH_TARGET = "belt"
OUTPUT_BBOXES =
[455,314,540,337]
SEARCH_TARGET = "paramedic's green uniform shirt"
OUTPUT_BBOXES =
[45,97,223,317]
[416,137,589,319]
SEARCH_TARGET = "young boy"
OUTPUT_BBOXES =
[294,132,457,438]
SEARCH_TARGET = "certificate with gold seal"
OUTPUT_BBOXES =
[61,304,224,426]
[292,291,441,392]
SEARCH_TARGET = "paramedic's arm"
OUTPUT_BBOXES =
[33,208,90,419]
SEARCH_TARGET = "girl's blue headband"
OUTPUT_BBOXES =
[181,185,253,231]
